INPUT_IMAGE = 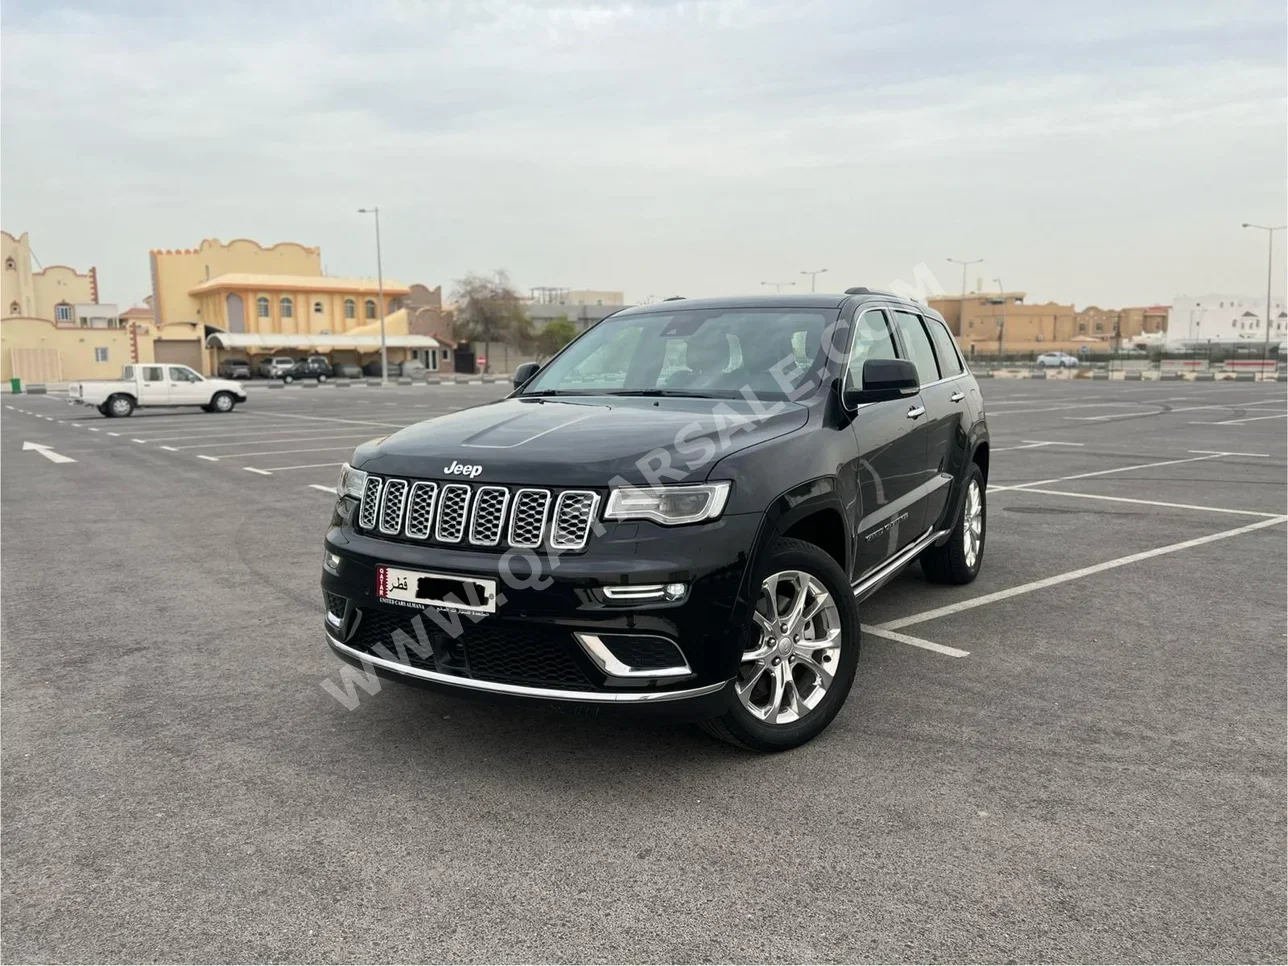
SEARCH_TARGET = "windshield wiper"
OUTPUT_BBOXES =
[518,389,593,397]
[599,389,730,399]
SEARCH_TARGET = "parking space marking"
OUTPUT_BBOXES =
[171,432,377,450]
[1003,487,1283,518]
[136,425,336,442]
[309,485,338,494]
[246,411,408,429]
[107,432,120,436]
[254,461,344,472]
[216,445,357,459]
[196,455,219,462]
[993,440,1086,452]
[1196,413,1288,426]
[1188,449,1273,458]
[160,446,177,451]
[878,515,1288,631]
[989,452,1232,492]
[131,438,147,444]
[861,624,969,657]
[244,467,273,476]
[87,428,99,432]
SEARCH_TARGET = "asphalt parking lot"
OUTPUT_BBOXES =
[2,378,1285,963]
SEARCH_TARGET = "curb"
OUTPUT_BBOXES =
[397,377,413,386]
[266,382,284,389]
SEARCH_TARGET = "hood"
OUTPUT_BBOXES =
[353,396,809,486]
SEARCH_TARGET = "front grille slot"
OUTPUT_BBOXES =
[378,478,408,535]
[358,476,383,530]
[435,484,471,543]
[552,491,599,550]
[356,476,599,552]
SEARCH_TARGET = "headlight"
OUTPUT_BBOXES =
[604,482,731,525]
[337,462,367,500]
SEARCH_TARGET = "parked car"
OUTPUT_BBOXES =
[217,357,252,379]
[323,290,990,751]
[362,360,402,377]
[286,356,333,382]
[258,356,297,379]
[334,362,363,378]
[68,364,247,417]
[1035,351,1080,368]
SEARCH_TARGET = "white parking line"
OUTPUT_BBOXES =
[160,446,177,451]
[171,432,378,450]
[1002,487,1283,518]
[244,467,273,476]
[87,428,99,432]
[131,438,147,443]
[216,445,357,459]
[993,440,1087,452]
[246,411,407,429]
[878,515,1288,631]
[107,432,120,436]
[196,455,219,462]
[1196,413,1288,426]
[309,484,338,494]
[862,624,969,658]
[254,461,345,471]
[1189,449,1272,458]
[989,453,1231,492]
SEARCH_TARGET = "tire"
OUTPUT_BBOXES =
[920,462,986,585]
[105,394,134,418]
[317,374,327,383]
[96,403,109,417]
[700,537,861,752]
[210,391,236,413]
[283,374,294,384]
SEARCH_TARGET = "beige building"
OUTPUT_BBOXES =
[1,230,135,382]
[148,237,410,372]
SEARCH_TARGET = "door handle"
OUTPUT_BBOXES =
[906,405,926,420]
[950,391,965,403]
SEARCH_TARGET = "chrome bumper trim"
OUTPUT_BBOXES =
[852,527,952,601]
[573,632,692,682]
[326,631,728,704]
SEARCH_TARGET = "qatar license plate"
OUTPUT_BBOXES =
[376,566,497,614]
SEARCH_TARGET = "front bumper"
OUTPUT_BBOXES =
[321,498,765,706]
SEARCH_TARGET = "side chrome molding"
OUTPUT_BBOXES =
[852,527,951,602]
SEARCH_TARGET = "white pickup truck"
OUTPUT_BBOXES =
[68,363,248,418]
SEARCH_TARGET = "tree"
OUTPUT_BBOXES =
[451,270,528,373]
[535,317,578,361]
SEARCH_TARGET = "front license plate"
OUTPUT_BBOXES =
[376,566,497,614]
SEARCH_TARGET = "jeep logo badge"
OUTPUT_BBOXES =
[443,460,483,478]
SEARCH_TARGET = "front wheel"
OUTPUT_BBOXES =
[921,463,986,585]
[210,391,236,413]
[700,538,860,752]
[105,394,134,418]
[317,373,327,382]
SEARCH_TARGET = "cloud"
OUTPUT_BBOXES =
[1,0,1284,308]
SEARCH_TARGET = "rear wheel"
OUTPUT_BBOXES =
[700,538,860,752]
[105,394,134,418]
[921,463,986,585]
[317,373,328,382]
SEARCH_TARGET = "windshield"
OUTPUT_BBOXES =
[520,308,836,399]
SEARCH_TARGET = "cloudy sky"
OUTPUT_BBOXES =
[2,0,1285,309]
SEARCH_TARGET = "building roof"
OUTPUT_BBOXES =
[188,273,411,296]
[205,332,440,351]
[120,306,154,319]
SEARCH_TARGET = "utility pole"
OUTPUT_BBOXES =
[947,257,983,337]
[358,207,388,385]
[799,268,827,292]
[1241,222,1285,373]
[994,277,1005,358]
[761,281,796,293]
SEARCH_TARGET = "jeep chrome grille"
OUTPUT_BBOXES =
[359,476,597,550]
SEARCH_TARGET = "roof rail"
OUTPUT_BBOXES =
[662,295,685,301]
[843,286,870,295]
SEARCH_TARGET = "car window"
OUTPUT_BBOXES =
[122,366,134,380]
[926,319,964,377]
[891,311,941,385]
[846,309,899,389]
[168,366,201,382]
[141,366,164,382]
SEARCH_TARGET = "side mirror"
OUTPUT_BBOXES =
[513,361,541,390]
[843,358,920,406]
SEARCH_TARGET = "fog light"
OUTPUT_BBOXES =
[323,551,342,574]
[663,583,687,600]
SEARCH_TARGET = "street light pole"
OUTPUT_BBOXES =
[993,276,1005,358]
[358,206,388,385]
[761,281,796,293]
[947,257,983,337]
[800,268,827,292]
[1241,222,1286,373]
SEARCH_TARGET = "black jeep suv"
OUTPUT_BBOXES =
[322,291,989,750]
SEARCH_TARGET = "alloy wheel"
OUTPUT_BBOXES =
[963,479,984,569]
[736,570,842,725]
